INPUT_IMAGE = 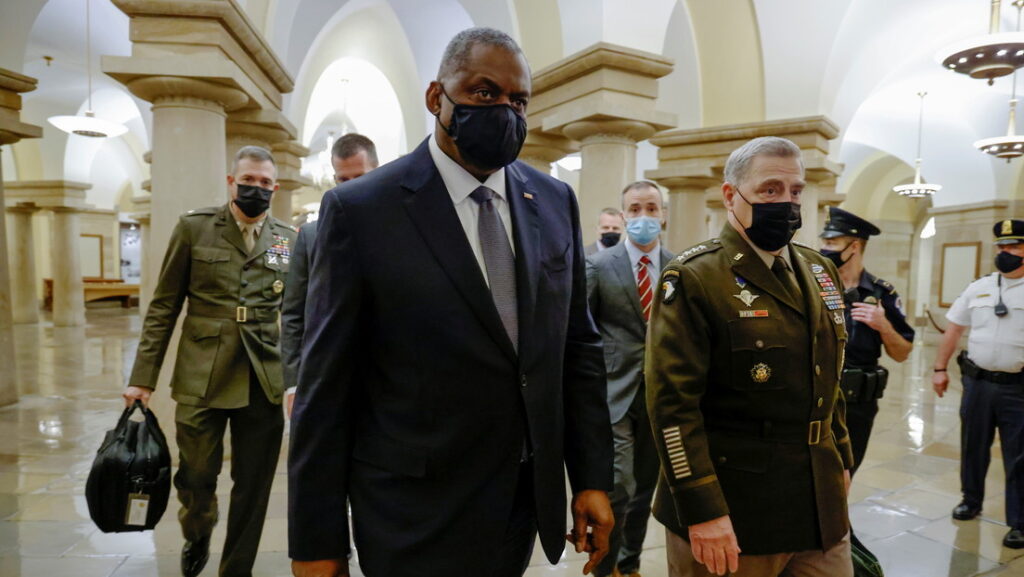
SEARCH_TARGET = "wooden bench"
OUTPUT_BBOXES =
[43,278,140,310]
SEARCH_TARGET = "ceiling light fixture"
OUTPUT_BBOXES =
[893,92,943,198]
[937,0,1024,85]
[975,2,1024,161]
[47,0,127,138]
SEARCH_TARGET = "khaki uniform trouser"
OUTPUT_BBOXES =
[666,528,852,577]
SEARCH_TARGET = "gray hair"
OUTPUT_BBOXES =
[598,207,624,223]
[724,137,802,185]
[437,27,525,82]
[231,145,276,175]
[621,180,666,208]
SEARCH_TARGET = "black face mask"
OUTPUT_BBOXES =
[733,189,802,252]
[820,242,853,269]
[233,184,273,218]
[996,250,1024,274]
[599,231,621,248]
[437,88,527,171]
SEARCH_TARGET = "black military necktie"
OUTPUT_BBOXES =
[772,255,802,303]
[470,186,518,351]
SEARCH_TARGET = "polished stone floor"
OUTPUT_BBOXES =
[1,307,1022,576]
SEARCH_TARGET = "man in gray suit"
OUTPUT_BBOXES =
[585,207,626,256]
[585,180,672,577]
[282,133,378,391]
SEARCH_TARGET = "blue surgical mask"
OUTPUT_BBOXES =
[626,216,661,246]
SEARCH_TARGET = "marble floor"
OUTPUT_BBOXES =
[0,307,1021,576]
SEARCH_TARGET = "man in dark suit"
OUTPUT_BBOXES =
[288,27,614,577]
[281,133,378,392]
[585,207,626,256]
[586,181,673,577]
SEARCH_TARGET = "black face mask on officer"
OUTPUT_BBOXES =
[599,231,621,248]
[437,87,528,171]
[732,188,802,252]
[820,242,854,269]
[996,250,1024,274]
[233,184,273,218]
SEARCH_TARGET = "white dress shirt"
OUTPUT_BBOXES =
[947,272,1024,373]
[428,135,515,287]
[624,239,662,286]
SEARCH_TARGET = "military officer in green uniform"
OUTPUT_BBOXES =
[123,146,297,577]
[647,137,855,577]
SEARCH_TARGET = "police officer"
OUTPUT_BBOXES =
[933,219,1024,549]
[123,146,297,577]
[648,137,854,577]
[820,207,914,474]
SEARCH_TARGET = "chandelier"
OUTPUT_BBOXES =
[47,0,127,138]
[974,3,1024,160]
[893,92,943,198]
[937,0,1024,86]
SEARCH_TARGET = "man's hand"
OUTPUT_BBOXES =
[565,489,614,575]
[688,515,740,576]
[123,386,152,408]
[932,370,950,398]
[292,559,348,577]
[850,302,890,332]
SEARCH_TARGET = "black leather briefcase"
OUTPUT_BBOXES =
[85,400,171,532]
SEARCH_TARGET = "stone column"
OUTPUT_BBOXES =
[527,43,676,244]
[706,195,728,239]
[270,140,311,223]
[646,116,843,251]
[519,132,576,175]
[7,205,40,323]
[104,0,296,302]
[654,176,719,252]
[50,207,85,327]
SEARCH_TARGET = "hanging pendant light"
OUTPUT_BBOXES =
[47,0,127,138]
[937,0,1024,85]
[893,92,943,198]
[975,2,1024,161]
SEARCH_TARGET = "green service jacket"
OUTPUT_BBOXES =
[646,224,855,555]
[128,204,297,408]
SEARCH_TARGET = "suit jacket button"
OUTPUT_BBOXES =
[755,339,765,350]
[520,374,527,387]
[241,279,249,287]
[815,365,822,376]
[817,397,823,407]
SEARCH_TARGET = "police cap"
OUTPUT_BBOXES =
[820,206,881,240]
[994,219,1024,245]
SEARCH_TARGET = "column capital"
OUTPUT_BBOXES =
[49,205,85,215]
[228,108,297,145]
[0,68,42,145]
[562,119,657,144]
[528,42,676,139]
[5,203,41,215]
[271,140,312,193]
[3,180,90,209]
[104,0,294,114]
[520,131,578,165]
[655,175,721,192]
[124,77,248,113]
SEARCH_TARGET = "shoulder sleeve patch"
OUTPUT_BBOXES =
[661,269,681,304]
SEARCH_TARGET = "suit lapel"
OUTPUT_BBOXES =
[401,141,517,362]
[610,244,644,322]
[721,226,804,316]
[791,246,823,328]
[218,205,249,256]
[506,164,539,359]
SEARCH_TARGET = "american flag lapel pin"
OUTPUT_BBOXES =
[523,192,534,200]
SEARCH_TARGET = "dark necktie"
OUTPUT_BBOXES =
[772,255,802,303]
[637,255,653,323]
[470,186,518,350]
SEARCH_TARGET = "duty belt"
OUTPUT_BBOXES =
[187,302,279,323]
[959,351,1024,385]
[704,417,830,445]
[841,366,889,403]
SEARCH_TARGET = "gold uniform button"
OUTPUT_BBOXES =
[814,365,821,376]
[755,339,765,350]
[817,397,823,407]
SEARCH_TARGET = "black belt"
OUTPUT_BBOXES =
[187,302,279,323]
[841,367,889,403]
[959,351,1024,385]
[704,417,829,445]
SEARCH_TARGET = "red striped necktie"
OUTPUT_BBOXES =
[638,255,653,322]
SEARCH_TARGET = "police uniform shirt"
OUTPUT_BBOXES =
[947,273,1024,373]
[844,271,915,368]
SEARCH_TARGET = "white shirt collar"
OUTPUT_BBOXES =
[428,134,507,204]
[625,239,661,271]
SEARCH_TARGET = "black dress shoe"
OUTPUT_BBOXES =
[1005,528,1024,549]
[181,536,210,577]
[952,502,982,520]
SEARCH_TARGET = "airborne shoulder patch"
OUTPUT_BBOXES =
[661,270,680,304]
